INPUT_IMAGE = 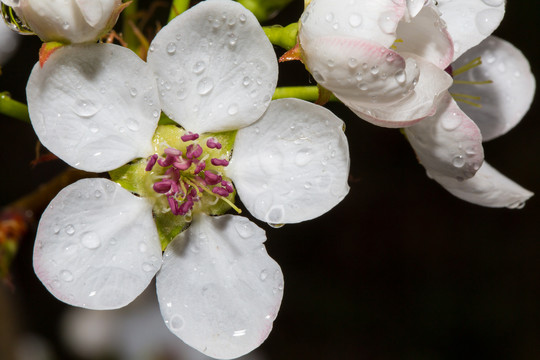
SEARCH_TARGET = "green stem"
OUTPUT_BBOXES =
[237,0,293,22]
[122,0,138,51]
[263,23,298,50]
[0,93,30,123]
[168,0,190,22]
[272,86,338,102]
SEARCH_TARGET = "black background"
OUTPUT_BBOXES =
[1,1,539,359]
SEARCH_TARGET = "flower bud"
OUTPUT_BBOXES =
[1,0,123,44]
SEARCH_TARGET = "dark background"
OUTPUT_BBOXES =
[1,1,539,359]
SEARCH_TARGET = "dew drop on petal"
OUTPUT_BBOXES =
[166,42,177,54]
[295,148,312,166]
[452,155,465,168]
[475,9,504,36]
[349,13,362,27]
[234,220,255,239]
[127,118,140,131]
[74,99,100,118]
[378,11,396,34]
[192,61,206,74]
[60,270,73,282]
[80,231,101,249]
[197,77,214,95]
[142,262,154,272]
[65,225,75,236]
[481,0,504,7]
[170,315,184,330]
[441,112,462,131]
[260,269,268,281]
[227,103,239,115]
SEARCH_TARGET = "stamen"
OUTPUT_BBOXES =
[153,180,172,193]
[164,148,182,156]
[204,170,222,185]
[173,158,192,171]
[450,93,481,100]
[168,196,181,215]
[145,154,158,171]
[211,158,229,166]
[206,138,222,149]
[181,132,200,142]
[221,180,234,193]
[452,57,482,77]
[212,187,230,197]
[186,144,203,159]
[453,80,493,85]
[194,161,206,174]
[158,154,176,167]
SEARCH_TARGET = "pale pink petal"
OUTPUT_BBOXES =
[156,214,283,359]
[33,178,162,310]
[431,162,533,208]
[340,54,453,127]
[405,93,484,180]
[450,36,535,141]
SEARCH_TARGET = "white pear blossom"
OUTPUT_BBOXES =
[1,0,123,43]
[404,0,534,208]
[406,36,534,208]
[27,1,350,358]
[297,0,454,127]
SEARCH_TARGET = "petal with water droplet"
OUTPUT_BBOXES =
[395,4,454,69]
[33,178,161,310]
[27,43,160,172]
[405,93,484,180]
[300,0,407,50]
[156,214,283,359]
[147,0,277,134]
[450,36,535,141]
[436,0,505,60]
[430,162,533,208]
[227,99,350,223]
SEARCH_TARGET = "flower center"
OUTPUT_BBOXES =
[448,56,493,108]
[145,132,241,217]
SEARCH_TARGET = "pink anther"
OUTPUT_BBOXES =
[181,132,200,142]
[204,171,222,185]
[206,138,222,149]
[145,154,158,171]
[211,158,229,166]
[212,187,229,197]
[186,144,203,159]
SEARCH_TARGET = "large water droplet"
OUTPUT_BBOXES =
[60,270,73,282]
[170,315,184,330]
[452,155,465,168]
[378,11,396,34]
[349,13,362,28]
[441,112,462,131]
[394,70,406,84]
[80,231,101,249]
[295,148,312,166]
[266,205,285,224]
[74,99,100,118]
[234,220,255,239]
[127,118,140,131]
[197,77,214,95]
[481,0,504,6]
[166,42,177,54]
[475,9,504,35]
[192,60,206,74]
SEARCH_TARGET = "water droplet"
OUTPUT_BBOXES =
[65,225,75,236]
[370,66,380,75]
[378,11,396,34]
[197,77,214,95]
[452,155,465,168]
[242,76,251,86]
[94,190,102,198]
[153,110,160,118]
[481,0,504,6]
[227,103,239,115]
[127,118,140,131]
[235,220,255,239]
[60,270,73,282]
[239,13,247,23]
[128,87,137,97]
[266,205,285,224]
[89,291,97,297]
[139,242,148,253]
[441,112,462,131]
[142,262,154,272]
[349,13,362,27]
[177,88,187,100]
[394,70,406,84]
[475,9,504,36]
[327,59,335,67]
[228,33,238,47]
[192,60,206,74]
[295,148,312,166]
[170,315,184,330]
[325,13,334,22]
[53,224,61,234]
[274,269,281,280]
[304,182,312,189]
[312,70,325,83]
[166,42,177,54]
[260,269,268,281]
[74,99,100,118]
[348,57,358,68]
[80,231,101,249]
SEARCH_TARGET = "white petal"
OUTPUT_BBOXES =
[26,43,160,172]
[436,0,505,60]
[0,17,19,66]
[33,178,162,310]
[405,93,484,180]
[147,0,277,134]
[299,0,407,50]
[431,162,533,208]
[406,0,425,18]
[395,4,454,69]
[227,99,350,224]
[156,214,283,360]
[341,54,453,127]
[450,36,535,141]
